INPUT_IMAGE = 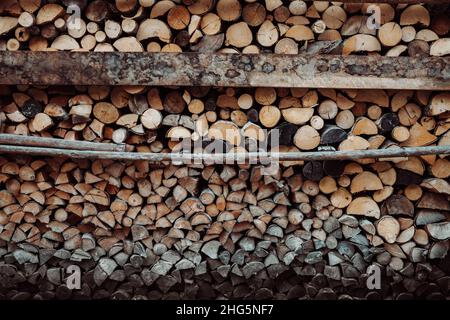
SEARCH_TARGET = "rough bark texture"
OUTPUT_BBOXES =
[0,52,449,90]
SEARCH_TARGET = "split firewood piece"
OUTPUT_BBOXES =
[242,2,266,27]
[391,126,410,142]
[322,5,347,30]
[36,4,64,25]
[341,101,360,122]
[416,30,438,43]
[318,100,338,120]
[281,107,313,125]
[51,35,80,50]
[321,125,347,144]
[166,126,191,140]
[18,0,42,14]
[378,22,402,47]
[354,89,389,108]
[376,215,400,244]
[150,1,175,18]
[431,159,450,179]
[401,123,437,147]
[285,25,314,41]
[382,195,414,217]
[191,34,224,52]
[44,103,67,119]
[188,0,214,16]
[200,13,221,35]
[338,136,369,151]
[376,113,399,133]
[18,12,35,28]
[255,87,277,105]
[0,17,18,35]
[21,99,43,119]
[265,0,283,12]
[408,39,430,57]
[195,114,209,137]
[294,125,320,150]
[439,131,450,148]
[84,188,110,206]
[342,34,381,55]
[259,106,281,128]
[398,103,421,126]
[347,197,380,219]
[274,38,298,54]
[397,226,415,244]
[421,178,450,195]
[164,91,186,114]
[0,190,15,208]
[208,121,241,146]
[226,22,252,48]
[113,37,144,52]
[32,113,53,132]
[341,16,373,36]
[116,114,139,129]
[351,117,378,136]
[430,38,450,57]
[386,45,408,57]
[257,20,278,47]
[93,102,119,124]
[141,108,162,130]
[217,0,241,22]
[85,1,109,22]
[115,0,137,14]
[426,222,450,241]
[399,5,430,27]
[330,188,352,209]
[137,19,171,43]
[428,93,450,116]
[350,172,383,193]
[168,5,191,30]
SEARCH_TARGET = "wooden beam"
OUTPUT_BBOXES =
[0,52,448,90]
[0,134,126,152]
[0,145,448,163]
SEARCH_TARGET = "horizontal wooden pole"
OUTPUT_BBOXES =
[0,145,448,163]
[0,134,126,152]
[0,52,449,90]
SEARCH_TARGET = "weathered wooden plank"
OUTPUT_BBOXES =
[0,52,449,90]
[0,145,448,163]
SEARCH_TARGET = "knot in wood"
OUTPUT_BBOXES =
[316,59,329,72]
[329,59,341,73]
[225,69,240,78]
[262,62,275,73]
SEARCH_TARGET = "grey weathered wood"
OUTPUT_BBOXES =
[0,144,448,163]
[0,134,126,152]
[0,52,449,90]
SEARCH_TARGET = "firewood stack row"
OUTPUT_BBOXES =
[0,84,449,300]
[1,85,450,155]
[0,0,449,56]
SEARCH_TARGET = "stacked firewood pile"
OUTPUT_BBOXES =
[0,84,449,300]
[1,85,449,154]
[0,0,449,56]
